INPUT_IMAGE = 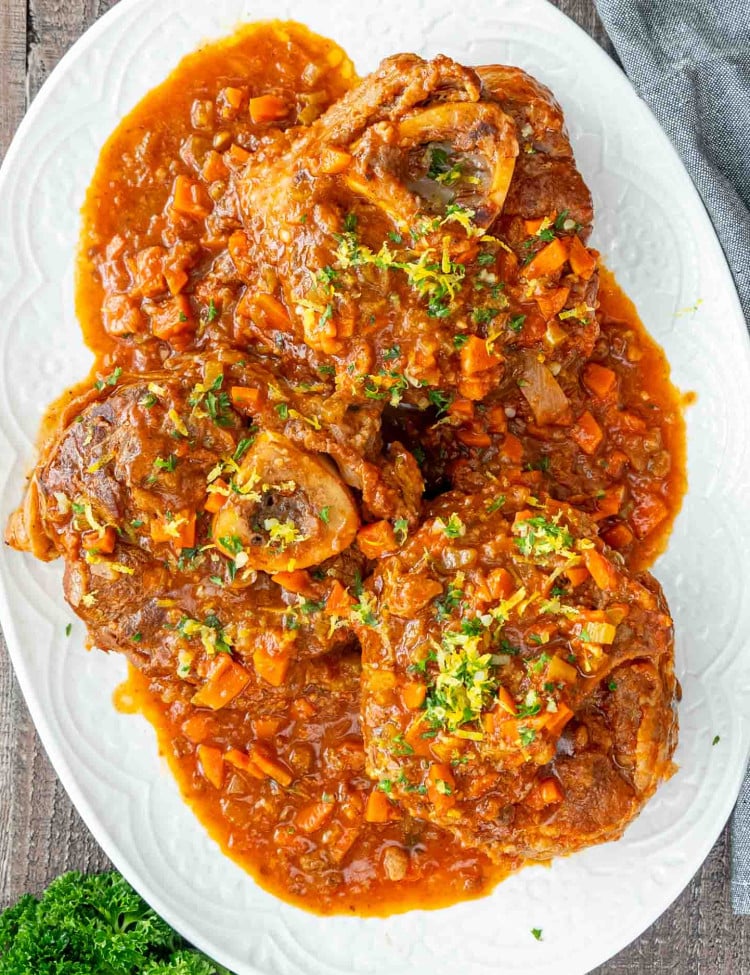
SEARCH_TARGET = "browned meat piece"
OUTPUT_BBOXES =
[358,488,677,862]
[477,65,594,243]
[6,359,426,712]
[234,53,521,401]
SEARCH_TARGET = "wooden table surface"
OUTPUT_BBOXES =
[0,1,748,971]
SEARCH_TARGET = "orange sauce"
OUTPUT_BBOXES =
[597,267,688,569]
[115,666,517,916]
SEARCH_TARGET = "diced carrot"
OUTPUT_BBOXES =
[631,492,669,539]
[497,686,517,716]
[291,697,316,720]
[102,294,146,337]
[357,520,397,558]
[295,801,335,834]
[149,509,196,551]
[540,702,574,737]
[222,86,245,110]
[134,246,166,298]
[583,549,619,591]
[201,149,229,183]
[485,406,508,434]
[458,374,495,401]
[249,718,279,741]
[583,362,617,398]
[524,237,569,279]
[593,485,625,522]
[527,620,558,644]
[253,645,291,688]
[546,655,578,684]
[197,744,224,789]
[250,744,293,786]
[181,713,216,743]
[401,681,427,710]
[82,525,117,555]
[164,266,189,296]
[564,565,590,588]
[487,567,514,600]
[568,235,597,280]
[204,480,228,514]
[603,449,629,479]
[501,433,524,465]
[191,656,251,710]
[459,335,503,376]
[456,428,492,448]
[170,175,211,220]
[365,788,392,823]
[606,602,631,625]
[226,143,251,166]
[316,146,352,175]
[325,579,355,615]
[249,94,287,123]
[272,569,315,595]
[230,385,262,410]
[224,748,265,779]
[602,522,634,550]
[538,777,564,804]
[447,397,475,422]
[536,286,570,320]
[426,763,456,812]
[150,294,194,341]
[236,291,292,330]
[524,213,556,236]
[571,410,604,455]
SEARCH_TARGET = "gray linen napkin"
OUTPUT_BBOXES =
[593,0,750,914]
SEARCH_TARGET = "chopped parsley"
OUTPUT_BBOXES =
[519,726,537,747]
[427,389,452,416]
[205,298,219,323]
[514,515,575,561]
[508,314,526,333]
[205,382,232,427]
[453,333,469,350]
[351,591,379,628]
[435,583,463,621]
[472,306,499,326]
[233,437,253,462]
[218,535,244,556]
[319,506,331,524]
[94,367,122,391]
[438,513,465,539]
[274,402,289,420]
[712,735,721,746]
[152,454,178,473]
[425,633,497,733]
[427,146,462,185]
[486,495,506,514]
[531,928,543,941]
[64,623,72,637]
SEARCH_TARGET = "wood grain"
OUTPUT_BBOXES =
[0,1,747,971]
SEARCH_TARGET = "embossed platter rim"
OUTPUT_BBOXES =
[1,1,749,974]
